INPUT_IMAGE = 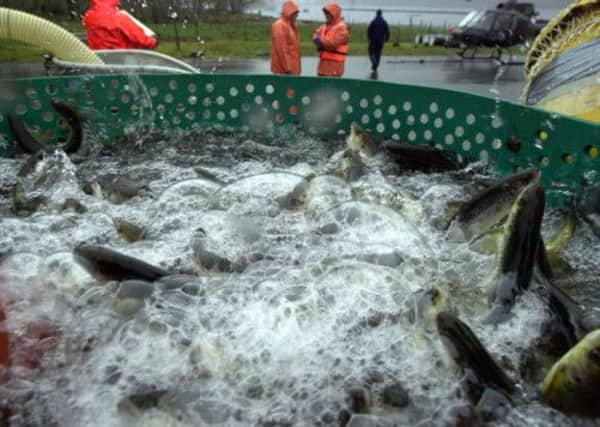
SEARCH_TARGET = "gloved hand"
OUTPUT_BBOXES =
[313,36,323,51]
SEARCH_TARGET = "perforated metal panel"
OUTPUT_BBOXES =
[1,74,599,206]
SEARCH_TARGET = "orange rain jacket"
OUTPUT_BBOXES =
[313,3,349,76]
[271,0,301,75]
[83,0,159,50]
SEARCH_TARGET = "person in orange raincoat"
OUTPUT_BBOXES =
[83,0,159,50]
[271,0,301,75]
[313,2,349,77]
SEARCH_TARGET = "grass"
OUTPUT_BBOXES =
[0,15,460,63]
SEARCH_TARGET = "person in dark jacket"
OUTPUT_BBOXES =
[367,9,390,79]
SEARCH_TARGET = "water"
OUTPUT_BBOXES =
[0,127,598,426]
[252,0,571,27]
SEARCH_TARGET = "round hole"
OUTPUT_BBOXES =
[121,93,130,104]
[406,115,415,125]
[429,102,438,113]
[25,88,37,99]
[466,114,476,125]
[172,116,181,126]
[107,91,116,101]
[169,80,178,90]
[445,134,454,145]
[15,104,27,115]
[149,87,159,97]
[408,130,417,141]
[111,79,120,89]
[420,114,429,124]
[230,109,239,119]
[130,104,140,115]
[335,113,342,123]
[539,155,550,166]
[217,111,225,121]
[445,108,455,119]
[492,138,502,150]
[230,87,239,97]
[392,119,401,129]
[388,105,397,115]
[275,113,284,123]
[360,98,369,108]
[424,130,432,140]
[286,88,295,99]
[346,105,353,114]
[176,103,185,113]
[492,115,503,128]
[434,118,443,128]
[188,96,198,106]
[341,91,350,101]
[187,83,197,93]
[246,84,255,93]
[272,100,280,110]
[109,106,120,115]
[373,95,382,105]
[242,102,250,112]
[376,123,385,133]
[403,101,412,111]
[455,126,464,137]
[156,104,166,114]
[479,150,489,163]
[46,84,57,95]
[462,140,471,151]
[361,114,369,124]
[585,145,598,159]
[255,96,263,105]
[265,85,275,95]
[507,137,521,153]
[31,99,42,110]
[203,110,211,119]
[206,83,215,93]
[203,97,211,107]
[216,96,225,105]
[43,111,54,122]
[475,133,485,144]
[186,111,196,121]
[562,153,575,164]
[392,134,400,140]
[290,105,298,115]
[374,109,382,119]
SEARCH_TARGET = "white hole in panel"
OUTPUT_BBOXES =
[388,105,397,115]
[408,130,417,141]
[376,123,385,133]
[150,87,159,97]
[420,114,429,124]
[169,80,178,90]
[31,99,42,110]
[406,115,415,125]
[230,87,239,97]
[176,103,185,113]
[156,104,165,114]
[462,140,471,151]
[246,84,255,93]
[466,114,476,125]
[492,115,503,128]
[434,118,443,128]
[205,83,214,93]
[186,111,195,121]
[492,138,502,149]
[172,116,181,125]
[475,132,485,144]
[392,119,401,129]
[302,96,311,105]
[373,95,382,105]
[272,100,280,110]
[445,134,454,145]
[216,96,225,105]
[403,101,412,111]
[188,96,198,106]
[445,108,455,119]
[164,93,174,103]
[242,102,250,112]
[429,102,439,113]
[255,95,263,105]
[265,84,275,94]
[360,98,368,108]
[217,111,225,121]
[361,114,370,124]
[203,110,211,119]
[392,134,400,140]
[374,109,382,119]
[341,91,350,101]
[338,129,346,135]
[435,144,443,150]
[455,126,464,137]
[346,105,353,114]
[188,83,197,93]
[335,113,342,123]
[43,111,54,122]
[203,97,211,107]
[424,130,433,140]
[230,109,239,118]
[121,93,131,104]
[479,150,489,163]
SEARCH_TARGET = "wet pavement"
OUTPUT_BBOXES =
[1,54,527,102]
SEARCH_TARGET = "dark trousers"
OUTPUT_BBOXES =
[368,43,383,71]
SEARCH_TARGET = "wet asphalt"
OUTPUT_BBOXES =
[1,54,527,102]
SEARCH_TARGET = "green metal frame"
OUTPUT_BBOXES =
[1,73,599,206]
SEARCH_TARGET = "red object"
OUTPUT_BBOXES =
[313,3,349,77]
[271,0,301,75]
[83,0,159,50]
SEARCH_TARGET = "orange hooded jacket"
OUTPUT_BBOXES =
[313,2,349,76]
[83,0,159,50]
[271,1,301,75]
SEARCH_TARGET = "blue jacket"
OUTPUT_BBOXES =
[367,16,390,45]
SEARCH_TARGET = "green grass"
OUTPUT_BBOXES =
[0,16,458,62]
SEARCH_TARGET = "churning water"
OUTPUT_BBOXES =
[0,128,598,427]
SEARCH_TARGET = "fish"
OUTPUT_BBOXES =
[485,180,545,324]
[540,329,600,417]
[73,244,170,282]
[83,174,149,204]
[346,122,381,157]
[449,168,540,242]
[383,141,460,173]
[436,311,516,400]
